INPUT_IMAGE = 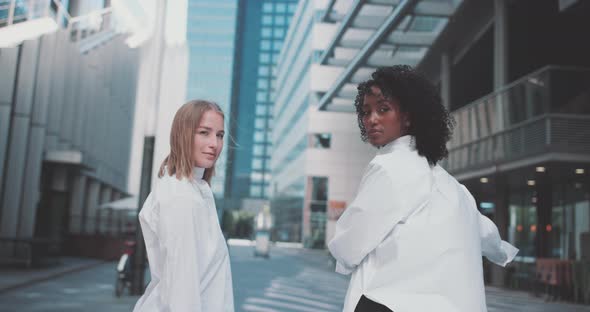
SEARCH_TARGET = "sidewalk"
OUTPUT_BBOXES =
[0,257,105,294]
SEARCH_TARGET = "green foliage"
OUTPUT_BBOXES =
[221,210,256,239]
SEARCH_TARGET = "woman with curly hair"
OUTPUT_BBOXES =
[328,66,517,312]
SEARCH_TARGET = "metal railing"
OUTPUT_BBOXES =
[444,114,590,173]
[449,66,590,149]
[0,0,69,27]
[1,0,116,46]
[444,66,590,173]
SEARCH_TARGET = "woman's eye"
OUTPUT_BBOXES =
[199,131,209,135]
[378,106,389,113]
[217,133,224,139]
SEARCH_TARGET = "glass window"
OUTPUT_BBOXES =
[255,118,265,130]
[263,3,273,13]
[262,15,273,25]
[271,66,278,76]
[311,177,328,201]
[272,52,280,63]
[508,190,537,261]
[274,16,285,25]
[261,27,272,38]
[273,41,283,51]
[260,40,271,51]
[287,16,292,24]
[257,79,269,89]
[257,91,268,102]
[253,144,264,156]
[550,182,590,260]
[270,79,277,89]
[251,171,263,182]
[310,133,331,148]
[276,3,286,13]
[254,130,265,142]
[288,4,297,13]
[259,53,270,63]
[273,28,285,38]
[258,66,269,77]
[256,105,268,116]
[250,185,262,197]
[252,158,263,170]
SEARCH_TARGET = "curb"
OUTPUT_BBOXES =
[0,260,108,295]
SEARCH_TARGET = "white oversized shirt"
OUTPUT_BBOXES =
[133,167,234,312]
[328,136,518,312]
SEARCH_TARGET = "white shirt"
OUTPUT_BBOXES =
[133,167,234,312]
[328,136,518,312]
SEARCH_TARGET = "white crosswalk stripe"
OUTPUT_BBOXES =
[240,267,347,312]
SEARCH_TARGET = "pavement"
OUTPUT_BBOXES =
[0,241,589,312]
[0,257,105,294]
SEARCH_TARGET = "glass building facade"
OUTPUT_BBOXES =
[225,0,298,207]
[186,0,238,196]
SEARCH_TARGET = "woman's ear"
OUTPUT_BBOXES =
[402,113,411,131]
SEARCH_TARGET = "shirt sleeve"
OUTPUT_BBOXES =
[479,213,519,267]
[460,185,519,266]
[327,163,432,274]
[158,195,205,311]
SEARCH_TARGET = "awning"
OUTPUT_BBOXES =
[99,196,138,211]
[317,0,463,112]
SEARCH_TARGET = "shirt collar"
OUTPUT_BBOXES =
[193,167,205,181]
[377,135,415,155]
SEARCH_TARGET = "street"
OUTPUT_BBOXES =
[1,242,590,312]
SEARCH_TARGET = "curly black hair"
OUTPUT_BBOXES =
[354,65,455,166]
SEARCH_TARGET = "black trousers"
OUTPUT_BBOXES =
[354,295,393,312]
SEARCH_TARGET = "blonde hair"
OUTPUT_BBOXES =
[158,100,224,184]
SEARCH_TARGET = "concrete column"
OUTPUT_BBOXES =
[83,179,100,234]
[98,186,112,234]
[58,39,79,150]
[494,0,509,89]
[68,174,87,234]
[494,0,509,131]
[1,39,40,242]
[441,52,452,110]
[111,191,121,201]
[0,47,19,208]
[536,180,552,258]
[45,31,69,151]
[18,33,57,239]
[490,173,509,286]
[73,58,87,151]
[45,166,70,241]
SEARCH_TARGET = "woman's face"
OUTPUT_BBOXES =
[193,110,224,168]
[361,85,408,147]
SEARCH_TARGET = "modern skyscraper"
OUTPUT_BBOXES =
[185,0,238,196]
[225,0,298,212]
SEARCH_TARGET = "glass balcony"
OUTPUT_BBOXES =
[0,0,117,48]
[445,66,590,174]
[0,0,67,28]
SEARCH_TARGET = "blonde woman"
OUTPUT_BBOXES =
[133,100,234,311]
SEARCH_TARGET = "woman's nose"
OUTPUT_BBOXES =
[367,112,378,125]
[208,135,218,149]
